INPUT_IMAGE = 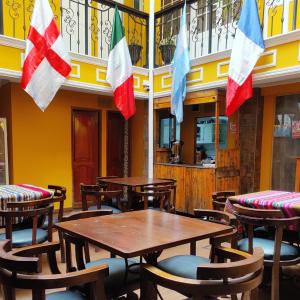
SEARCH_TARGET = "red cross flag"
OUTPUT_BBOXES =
[21,0,71,111]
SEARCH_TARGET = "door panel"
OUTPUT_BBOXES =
[72,110,99,206]
[107,111,125,177]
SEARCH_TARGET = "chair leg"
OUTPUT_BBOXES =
[58,231,65,263]
[271,263,280,300]
[241,291,250,300]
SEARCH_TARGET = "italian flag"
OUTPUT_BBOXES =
[106,6,136,120]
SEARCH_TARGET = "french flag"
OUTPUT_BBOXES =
[226,0,265,116]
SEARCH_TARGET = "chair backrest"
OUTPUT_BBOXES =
[232,203,300,255]
[133,190,172,211]
[62,209,113,272]
[194,208,237,226]
[7,190,66,222]
[0,203,53,246]
[141,246,264,299]
[48,185,66,221]
[194,209,238,259]
[80,183,123,211]
[212,191,236,211]
[0,240,108,300]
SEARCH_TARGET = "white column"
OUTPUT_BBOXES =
[148,0,155,178]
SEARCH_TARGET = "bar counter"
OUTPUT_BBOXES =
[155,162,215,169]
[154,160,239,214]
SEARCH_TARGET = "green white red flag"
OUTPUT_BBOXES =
[106,6,135,120]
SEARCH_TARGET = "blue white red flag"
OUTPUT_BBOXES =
[171,2,190,123]
[226,0,265,116]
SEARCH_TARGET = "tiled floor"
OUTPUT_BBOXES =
[0,232,300,299]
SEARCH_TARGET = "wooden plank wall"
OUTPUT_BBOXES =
[216,148,240,194]
[154,164,215,213]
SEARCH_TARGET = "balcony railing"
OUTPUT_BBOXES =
[0,0,148,67]
[155,0,300,66]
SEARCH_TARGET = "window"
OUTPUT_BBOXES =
[158,111,180,148]
[134,0,140,10]
[195,116,228,163]
[272,95,300,191]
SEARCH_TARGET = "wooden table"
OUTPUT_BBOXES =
[99,176,175,209]
[55,210,232,261]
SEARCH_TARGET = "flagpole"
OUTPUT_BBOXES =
[148,0,155,178]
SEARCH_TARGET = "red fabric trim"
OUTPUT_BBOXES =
[225,73,253,116]
[113,75,136,120]
[21,18,71,89]
[16,184,53,198]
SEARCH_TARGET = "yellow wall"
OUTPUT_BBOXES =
[0,83,146,208]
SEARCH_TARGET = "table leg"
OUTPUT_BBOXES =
[190,241,196,255]
[143,250,162,266]
[127,186,133,210]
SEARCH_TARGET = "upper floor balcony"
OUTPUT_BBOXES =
[155,0,300,66]
[0,0,299,68]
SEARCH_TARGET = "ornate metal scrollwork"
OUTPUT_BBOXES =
[62,7,77,35]
[6,0,21,20]
[103,19,112,45]
[90,14,100,43]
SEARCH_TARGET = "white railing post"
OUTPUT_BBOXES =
[148,0,155,178]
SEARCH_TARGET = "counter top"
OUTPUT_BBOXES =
[155,162,216,169]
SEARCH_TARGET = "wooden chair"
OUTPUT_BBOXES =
[143,178,177,210]
[0,203,53,248]
[140,246,264,300]
[212,190,236,211]
[0,239,108,300]
[232,203,300,300]
[62,209,113,266]
[132,189,172,211]
[80,183,122,213]
[193,209,238,258]
[155,209,237,280]
[142,184,176,212]
[62,210,140,299]
[6,187,66,262]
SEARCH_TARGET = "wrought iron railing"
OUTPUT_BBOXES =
[155,0,299,66]
[0,0,148,67]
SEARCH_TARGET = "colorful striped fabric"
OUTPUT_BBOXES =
[226,190,300,231]
[0,184,54,209]
[232,190,300,218]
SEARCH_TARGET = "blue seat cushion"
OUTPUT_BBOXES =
[89,205,121,214]
[254,226,274,239]
[85,257,139,295]
[238,238,300,260]
[157,255,210,279]
[46,290,86,300]
[0,228,48,247]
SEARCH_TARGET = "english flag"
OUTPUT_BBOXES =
[226,0,265,116]
[21,0,71,111]
[106,6,135,120]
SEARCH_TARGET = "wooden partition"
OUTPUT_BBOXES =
[154,164,215,213]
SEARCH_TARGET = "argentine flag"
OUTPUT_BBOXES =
[226,0,265,116]
[171,2,190,123]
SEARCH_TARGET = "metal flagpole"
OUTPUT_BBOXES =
[148,0,155,178]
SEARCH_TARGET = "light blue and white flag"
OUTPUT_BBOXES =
[171,2,190,123]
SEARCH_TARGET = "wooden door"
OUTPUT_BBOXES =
[72,109,99,206]
[107,111,125,177]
